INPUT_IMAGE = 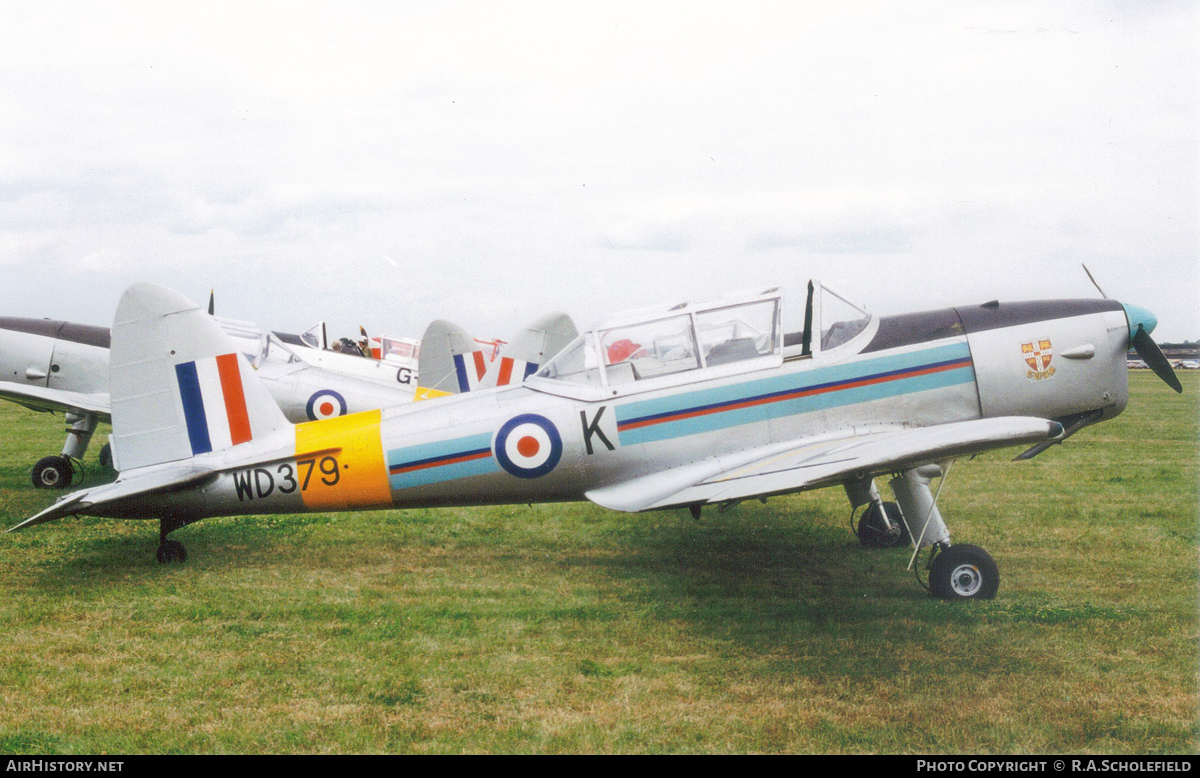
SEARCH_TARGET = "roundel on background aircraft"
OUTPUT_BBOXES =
[306,389,348,421]
[493,414,562,479]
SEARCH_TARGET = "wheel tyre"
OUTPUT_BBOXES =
[31,456,73,489]
[929,543,999,600]
[99,443,113,469]
[155,540,187,564]
[166,540,187,563]
[857,501,909,548]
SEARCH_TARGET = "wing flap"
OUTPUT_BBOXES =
[586,416,1063,513]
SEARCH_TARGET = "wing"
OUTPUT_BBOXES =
[0,382,111,419]
[586,416,1063,513]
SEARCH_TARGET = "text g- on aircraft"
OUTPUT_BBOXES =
[8,281,1181,599]
[275,321,422,392]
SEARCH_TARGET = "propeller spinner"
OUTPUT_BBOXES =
[1124,303,1183,394]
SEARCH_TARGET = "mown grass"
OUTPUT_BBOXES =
[0,373,1195,753]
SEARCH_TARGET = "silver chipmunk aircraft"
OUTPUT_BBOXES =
[0,312,418,488]
[8,281,1181,599]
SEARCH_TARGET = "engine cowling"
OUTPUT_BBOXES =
[958,300,1130,423]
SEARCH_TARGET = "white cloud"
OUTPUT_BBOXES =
[0,1,1194,341]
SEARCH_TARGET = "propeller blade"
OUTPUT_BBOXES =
[207,290,215,316]
[1082,264,1107,298]
[1132,325,1183,393]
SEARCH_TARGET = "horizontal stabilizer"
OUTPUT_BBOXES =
[587,416,1063,513]
[7,464,216,531]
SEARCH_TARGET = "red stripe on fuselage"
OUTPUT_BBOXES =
[389,449,491,475]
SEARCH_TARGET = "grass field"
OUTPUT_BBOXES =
[0,372,1196,754]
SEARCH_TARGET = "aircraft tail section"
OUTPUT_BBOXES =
[109,283,290,471]
[416,313,579,398]
[480,312,577,388]
[415,319,483,399]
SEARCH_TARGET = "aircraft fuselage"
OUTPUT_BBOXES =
[0,317,110,411]
[100,298,1133,522]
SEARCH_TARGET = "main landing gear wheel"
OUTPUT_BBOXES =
[155,539,187,564]
[929,543,999,600]
[857,501,910,549]
[31,455,74,489]
[99,443,113,469]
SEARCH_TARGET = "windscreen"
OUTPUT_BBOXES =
[821,285,871,350]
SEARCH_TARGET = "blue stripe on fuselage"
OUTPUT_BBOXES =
[386,432,499,489]
[614,342,975,446]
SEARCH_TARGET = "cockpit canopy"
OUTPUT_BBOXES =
[216,318,303,370]
[531,282,873,399]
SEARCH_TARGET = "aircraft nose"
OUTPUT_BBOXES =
[1122,303,1158,344]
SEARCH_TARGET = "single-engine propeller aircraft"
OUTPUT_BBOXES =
[8,281,1181,599]
[0,312,419,488]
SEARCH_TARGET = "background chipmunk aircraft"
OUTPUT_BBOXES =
[415,312,578,400]
[0,311,418,489]
[276,321,422,391]
[9,281,1181,600]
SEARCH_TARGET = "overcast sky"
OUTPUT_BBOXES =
[1,1,1196,343]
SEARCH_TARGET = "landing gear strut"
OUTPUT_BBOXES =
[155,517,188,564]
[31,412,99,489]
[846,465,1000,600]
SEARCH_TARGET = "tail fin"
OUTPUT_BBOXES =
[416,314,580,398]
[480,312,578,388]
[109,283,290,471]
[415,319,486,399]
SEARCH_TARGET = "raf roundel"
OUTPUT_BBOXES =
[493,414,563,479]
[306,389,348,421]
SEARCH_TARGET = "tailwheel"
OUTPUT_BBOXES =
[928,543,999,600]
[856,501,909,548]
[155,539,187,564]
[31,455,74,489]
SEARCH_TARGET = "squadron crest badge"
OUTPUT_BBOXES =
[1021,339,1056,380]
